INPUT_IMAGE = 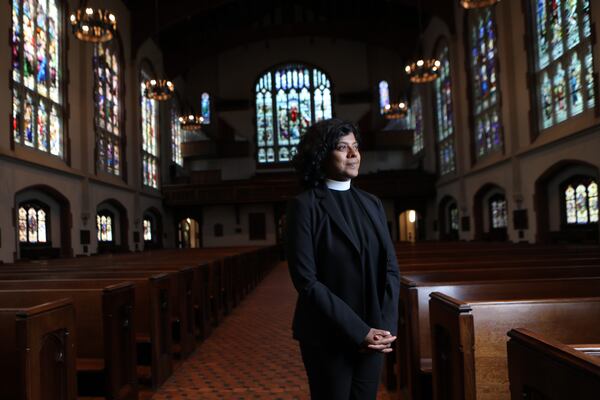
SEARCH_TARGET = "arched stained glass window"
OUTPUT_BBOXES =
[450,205,460,232]
[490,196,508,228]
[564,178,598,224]
[143,218,152,241]
[434,43,456,175]
[379,81,390,114]
[201,92,210,124]
[11,0,63,157]
[94,42,121,176]
[255,64,333,164]
[18,203,49,244]
[532,0,595,130]
[468,7,503,158]
[412,92,424,155]
[97,212,114,242]
[141,72,159,188]
[171,105,182,166]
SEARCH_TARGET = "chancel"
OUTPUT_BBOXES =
[0,0,599,399]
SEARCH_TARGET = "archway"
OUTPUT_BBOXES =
[534,160,599,243]
[15,185,72,260]
[143,207,163,250]
[438,195,459,241]
[178,218,201,248]
[96,199,129,253]
[473,183,508,241]
[398,209,420,243]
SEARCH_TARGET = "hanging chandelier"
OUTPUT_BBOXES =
[69,8,117,43]
[460,0,500,9]
[144,79,174,101]
[383,102,409,120]
[405,58,442,84]
[179,114,204,131]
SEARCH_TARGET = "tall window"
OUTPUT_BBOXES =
[435,43,456,175]
[143,218,153,241]
[564,178,598,225]
[255,64,333,164]
[379,80,390,114]
[141,73,159,189]
[412,92,424,155]
[97,211,114,242]
[201,92,210,124]
[94,42,121,176]
[489,195,508,228]
[450,204,460,232]
[532,0,595,130]
[11,0,63,157]
[171,105,182,166]
[18,202,50,244]
[469,7,503,158]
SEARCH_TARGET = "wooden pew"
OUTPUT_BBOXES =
[507,328,600,400]
[397,275,600,400]
[0,284,136,400]
[0,274,172,389]
[429,293,600,400]
[0,298,76,400]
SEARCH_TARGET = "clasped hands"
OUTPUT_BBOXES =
[362,328,397,353]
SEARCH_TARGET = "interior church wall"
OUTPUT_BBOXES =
[201,204,276,247]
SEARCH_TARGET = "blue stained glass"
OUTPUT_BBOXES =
[565,0,579,49]
[551,0,564,60]
[201,92,210,124]
[379,81,390,114]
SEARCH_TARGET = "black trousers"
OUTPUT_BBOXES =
[299,342,384,400]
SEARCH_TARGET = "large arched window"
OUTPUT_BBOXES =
[412,91,424,155]
[97,210,114,243]
[563,177,598,225]
[255,64,332,164]
[11,0,64,157]
[468,7,503,158]
[434,42,456,175]
[141,71,159,188]
[379,80,390,114]
[171,104,182,166]
[94,41,122,176]
[201,92,210,124]
[18,202,50,244]
[531,0,595,130]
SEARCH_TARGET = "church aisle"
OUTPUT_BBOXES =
[150,262,395,400]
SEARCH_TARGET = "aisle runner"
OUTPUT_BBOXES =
[152,262,394,400]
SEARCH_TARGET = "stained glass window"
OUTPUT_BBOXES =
[532,0,595,130]
[18,204,49,244]
[94,42,121,176]
[12,0,63,157]
[435,43,456,175]
[412,92,424,155]
[171,106,183,166]
[143,218,152,241]
[450,204,459,232]
[255,64,332,164]
[379,81,390,114]
[96,212,114,242]
[564,179,598,224]
[141,73,159,188]
[490,197,508,229]
[469,7,503,158]
[201,92,210,124]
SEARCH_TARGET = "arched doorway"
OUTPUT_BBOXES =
[438,196,459,241]
[143,207,163,250]
[178,218,201,248]
[473,183,508,241]
[15,185,72,260]
[398,209,419,243]
[96,199,129,253]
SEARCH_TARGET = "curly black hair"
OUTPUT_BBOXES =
[292,118,361,189]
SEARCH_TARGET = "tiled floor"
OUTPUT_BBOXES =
[151,262,396,400]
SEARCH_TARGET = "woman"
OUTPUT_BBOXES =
[286,118,400,399]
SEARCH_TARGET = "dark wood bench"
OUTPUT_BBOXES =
[398,276,600,400]
[0,284,136,399]
[429,293,600,399]
[0,273,172,389]
[507,328,600,400]
[0,298,76,400]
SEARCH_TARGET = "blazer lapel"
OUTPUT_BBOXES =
[351,187,389,249]
[315,186,361,254]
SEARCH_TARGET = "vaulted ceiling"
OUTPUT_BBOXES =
[124,0,454,78]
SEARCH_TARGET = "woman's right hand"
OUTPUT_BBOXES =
[363,328,397,353]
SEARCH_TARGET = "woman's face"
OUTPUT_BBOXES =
[325,132,361,181]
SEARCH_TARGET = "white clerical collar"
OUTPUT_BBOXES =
[325,179,351,191]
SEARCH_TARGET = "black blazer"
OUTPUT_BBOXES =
[286,184,400,347]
